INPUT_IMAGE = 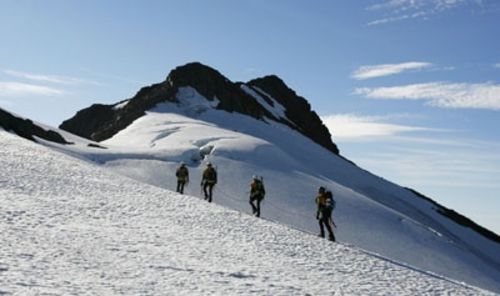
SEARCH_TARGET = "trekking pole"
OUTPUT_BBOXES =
[330,216,337,228]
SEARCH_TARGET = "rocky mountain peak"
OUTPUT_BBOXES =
[167,62,230,94]
[60,62,339,154]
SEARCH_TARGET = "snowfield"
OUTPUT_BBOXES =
[38,86,500,292]
[0,130,495,295]
[2,83,500,294]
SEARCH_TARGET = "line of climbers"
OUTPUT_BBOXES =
[175,162,336,242]
[175,161,217,202]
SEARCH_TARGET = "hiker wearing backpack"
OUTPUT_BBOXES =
[201,162,217,202]
[249,175,265,217]
[175,162,189,194]
[315,187,336,242]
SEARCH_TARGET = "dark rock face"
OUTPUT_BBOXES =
[59,104,116,140]
[60,62,338,154]
[0,108,69,144]
[248,75,339,154]
[60,81,176,141]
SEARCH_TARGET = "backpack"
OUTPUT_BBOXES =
[251,179,265,199]
[176,166,188,178]
[257,179,265,197]
[325,191,336,211]
[204,167,217,182]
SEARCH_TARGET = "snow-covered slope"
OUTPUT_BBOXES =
[44,85,500,293]
[0,129,495,295]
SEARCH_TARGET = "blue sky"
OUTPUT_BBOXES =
[1,0,499,233]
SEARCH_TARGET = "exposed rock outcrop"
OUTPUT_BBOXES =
[0,108,69,144]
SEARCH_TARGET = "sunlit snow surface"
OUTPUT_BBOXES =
[3,86,499,293]
[0,131,495,295]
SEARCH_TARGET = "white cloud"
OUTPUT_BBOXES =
[321,113,434,141]
[388,135,473,147]
[351,62,432,80]
[3,69,100,85]
[494,63,500,69]
[367,11,429,26]
[368,0,469,11]
[321,113,500,189]
[354,82,500,110]
[367,0,482,25]
[0,82,64,96]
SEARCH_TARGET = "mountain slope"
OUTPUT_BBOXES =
[53,91,500,292]
[0,130,495,295]
[54,63,499,292]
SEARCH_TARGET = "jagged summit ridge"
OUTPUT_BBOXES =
[247,75,336,155]
[59,62,339,154]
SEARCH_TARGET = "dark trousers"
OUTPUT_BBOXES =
[319,215,335,241]
[249,196,262,217]
[203,183,215,202]
[177,181,186,194]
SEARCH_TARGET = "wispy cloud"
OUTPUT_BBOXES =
[321,113,500,188]
[0,82,64,96]
[367,0,470,12]
[367,0,426,11]
[3,69,100,85]
[354,82,500,110]
[351,62,432,80]
[494,63,500,69]
[321,113,436,141]
[367,0,484,26]
[368,11,429,26]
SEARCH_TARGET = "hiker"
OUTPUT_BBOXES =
[175,162,189,194]
[249,175,265,217]
[315,186,336,242]
[201,162,217,202]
